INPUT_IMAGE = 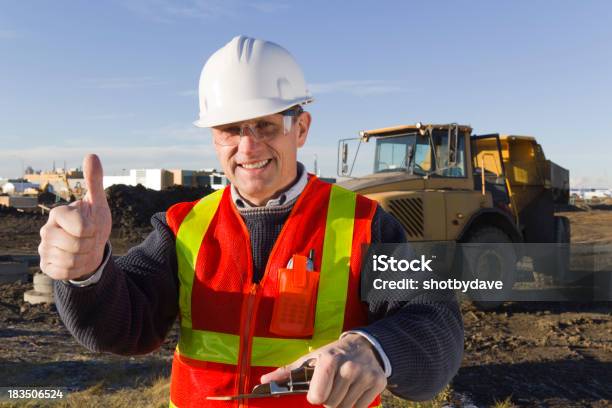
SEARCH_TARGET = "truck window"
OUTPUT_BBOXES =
[432,130,466,177]
[376,139,408,171]
[373,133,431,174]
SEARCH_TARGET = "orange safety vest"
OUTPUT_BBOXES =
[166,176,381,408]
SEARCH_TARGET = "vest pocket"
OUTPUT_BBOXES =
[270,254,320,337]
[170,352,237,406]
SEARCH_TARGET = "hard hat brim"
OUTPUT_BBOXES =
[193,96,313,128]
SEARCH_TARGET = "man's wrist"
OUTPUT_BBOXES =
[68,242,112,287]
[340,330,393,378]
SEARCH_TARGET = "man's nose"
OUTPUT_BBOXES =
[237,128,263,152]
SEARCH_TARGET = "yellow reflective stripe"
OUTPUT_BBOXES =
[178,327,335,367]
[252,336,308,367]
[251,335,328,367]
[169,401,177,408]
[178,326,239,365]
[313,185,356,342]
[175,189,224,328]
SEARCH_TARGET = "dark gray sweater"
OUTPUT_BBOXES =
[54,203,463,401]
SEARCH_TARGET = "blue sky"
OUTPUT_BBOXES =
[1,1,611,187]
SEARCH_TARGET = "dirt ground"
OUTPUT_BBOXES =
[0,203,611,407]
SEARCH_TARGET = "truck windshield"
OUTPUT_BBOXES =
[373,130,466,177]
[374,133,431,175]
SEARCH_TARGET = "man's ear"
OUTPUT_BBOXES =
[296,111,311,148]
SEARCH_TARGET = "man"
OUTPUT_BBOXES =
[39,36,463,407]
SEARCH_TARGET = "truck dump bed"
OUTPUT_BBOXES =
[547,161,570,205]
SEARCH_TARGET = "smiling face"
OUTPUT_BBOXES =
[212,111,311,206]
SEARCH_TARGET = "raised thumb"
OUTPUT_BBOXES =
[83,153,107,206]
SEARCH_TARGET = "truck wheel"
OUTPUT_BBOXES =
[554,215,571,284]
[460,226,517,310]
[532,216,571,285]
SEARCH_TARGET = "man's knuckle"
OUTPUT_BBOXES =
[42,267,54,278]
[322,399,337,408]
[340,360,359,377]
[345,360,358,371]
[40,225,49,240]
[66,256,76,269]
[48,207,58,218]
[43,265,59,280]
[51,206,67,219]
[324,351,342,365]
[307,392,324,405]
[46,270,59,280]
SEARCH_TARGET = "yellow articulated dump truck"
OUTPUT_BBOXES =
[337,123,570,303]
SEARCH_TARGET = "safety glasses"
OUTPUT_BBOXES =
[212,106,303,147]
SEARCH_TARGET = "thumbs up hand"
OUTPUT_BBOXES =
[39,154,112,281]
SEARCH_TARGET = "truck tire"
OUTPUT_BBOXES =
[553,215,571,284]
[532,216,571,285]
[460,226,517,310]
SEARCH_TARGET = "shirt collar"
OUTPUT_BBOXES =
[231,162,308,209]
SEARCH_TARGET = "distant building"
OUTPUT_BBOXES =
[0,195,38,209]
[103,168,229,191]
[1,180,39,194]
[570,188,612,199]
[24,169,85,200]
[169,169,229,190]
[584,189,612,200]
[103,169,174,191]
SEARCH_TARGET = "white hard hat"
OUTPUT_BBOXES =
[193,35,313,128]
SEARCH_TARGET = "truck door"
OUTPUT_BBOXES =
[471,134,512,211]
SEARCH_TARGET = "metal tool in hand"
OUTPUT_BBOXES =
[207,358,316,400]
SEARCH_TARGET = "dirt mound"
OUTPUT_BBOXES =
[0,210,47,255]
[0,185,215,253]
[37,191,68,206]
[106,184,214,240]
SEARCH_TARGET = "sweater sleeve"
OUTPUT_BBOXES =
[360,205,464,401]
[54,212,179,355]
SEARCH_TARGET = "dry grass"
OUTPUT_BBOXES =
[57,377,170,408]
[491,396,517,408]
[0,377,169,408]
[382,385,453,407]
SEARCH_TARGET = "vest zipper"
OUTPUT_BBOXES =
[238,283,260,408]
